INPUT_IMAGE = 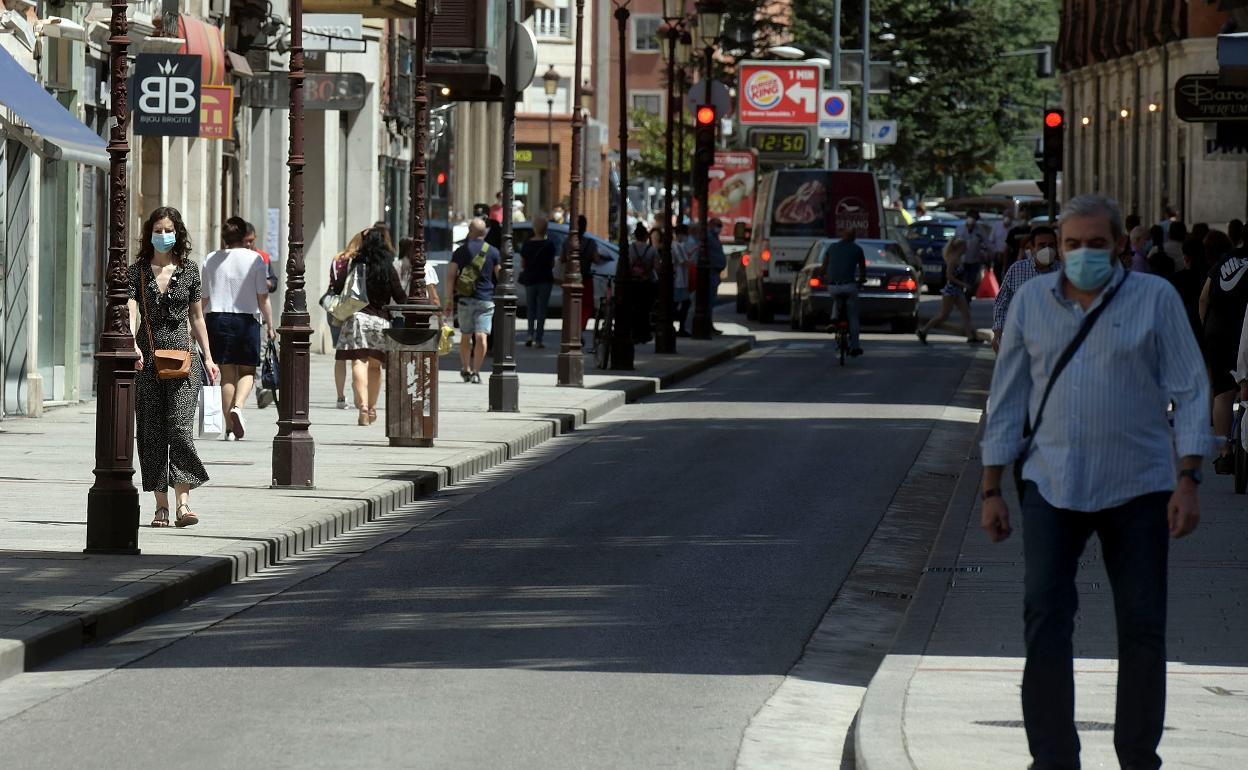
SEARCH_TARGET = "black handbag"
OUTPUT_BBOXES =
[256,338,280,408]
[1014,272,1129,499]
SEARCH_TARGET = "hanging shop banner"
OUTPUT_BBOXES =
[199,85,234,140]
[1175,74,1248,122]
[706,151,757,243]
[133,54,202,136]
[304,14,366,53]
[246,72,368,111]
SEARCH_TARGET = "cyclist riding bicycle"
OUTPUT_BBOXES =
[819,227,868,357]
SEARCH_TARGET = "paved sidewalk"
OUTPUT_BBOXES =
[857,430,1248,769]
[0,327,751,683]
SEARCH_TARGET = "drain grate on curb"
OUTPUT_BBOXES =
[868,589,914,600]
[924,565,983,574]
[15,608,85,617]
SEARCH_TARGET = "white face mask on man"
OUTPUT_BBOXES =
[1033,246,1056,267]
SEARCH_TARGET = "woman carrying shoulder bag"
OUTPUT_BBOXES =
[331,226,405,426]
[128,206,220,529]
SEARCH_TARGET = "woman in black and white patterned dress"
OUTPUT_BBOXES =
[128,207,220,528]
[331,226,405,426]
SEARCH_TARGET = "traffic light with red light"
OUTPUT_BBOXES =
[1041,109,1064,206]
[1042,109,1063,171]
[693,104,717,201]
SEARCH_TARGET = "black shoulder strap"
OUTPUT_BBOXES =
[1023,272,1130,444]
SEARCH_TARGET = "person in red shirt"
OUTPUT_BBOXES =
[488,191,504,224]
[242,221,278,293]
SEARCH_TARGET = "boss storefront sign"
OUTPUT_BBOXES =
[133,55,202,136]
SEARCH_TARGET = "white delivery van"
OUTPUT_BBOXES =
[740,169,883,323]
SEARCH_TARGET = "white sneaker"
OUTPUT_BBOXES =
[229,407,245,440]
[336,396,347,410]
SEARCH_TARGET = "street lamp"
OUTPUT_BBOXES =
[675,30,691,222]
[558,0,587,387]
[694,0,723,48]
[655,17,684,355]
[86,0,139,554]
[271,0,315,487]
[543,65,560,215]
[490,0,520,411]
[399,0,438,445]
[608,1,635,371]
[691,0,723,341]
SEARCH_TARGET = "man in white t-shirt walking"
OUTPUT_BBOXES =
[202,216,276,439]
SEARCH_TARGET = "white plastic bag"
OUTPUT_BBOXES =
[198,385,225,439]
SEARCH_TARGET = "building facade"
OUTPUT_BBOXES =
[1059,0,1248,225]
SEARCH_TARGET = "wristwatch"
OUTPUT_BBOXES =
[982,487,1002,501]
[1178,468,1203,485]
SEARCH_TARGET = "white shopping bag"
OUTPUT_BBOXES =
[198,384,225,439]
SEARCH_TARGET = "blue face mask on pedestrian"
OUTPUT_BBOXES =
[1063,247,1113,290]
[152,232,177,253]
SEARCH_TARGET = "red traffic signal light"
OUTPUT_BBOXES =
[1044,110,1063,129]
[436,172,447,185]
[696,106,716,125]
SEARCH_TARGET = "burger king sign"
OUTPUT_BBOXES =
[737,61,822,126]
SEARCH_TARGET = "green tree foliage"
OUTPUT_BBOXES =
[630,108,693,183]
[793,0,1059,196]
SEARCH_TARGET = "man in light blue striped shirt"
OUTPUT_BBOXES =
[980,195,1207,770]
[991,226,1059,353]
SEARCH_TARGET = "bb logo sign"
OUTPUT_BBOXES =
[134,54,202,137]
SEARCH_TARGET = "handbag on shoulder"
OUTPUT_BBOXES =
[138,268,192,380]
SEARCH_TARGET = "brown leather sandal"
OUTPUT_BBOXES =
[151,507,171,528]
[174,503,199,528]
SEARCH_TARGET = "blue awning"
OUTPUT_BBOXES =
[0,45,107,168]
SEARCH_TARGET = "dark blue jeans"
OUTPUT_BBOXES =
[525,282,553,343]
[1021,483,1169,770]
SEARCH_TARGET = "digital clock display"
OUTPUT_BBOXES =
[748,129,809,158]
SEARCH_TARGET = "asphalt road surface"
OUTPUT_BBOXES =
[0,322,981,769]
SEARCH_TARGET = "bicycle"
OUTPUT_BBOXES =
[591,276,615,370]
[831,293,851,366]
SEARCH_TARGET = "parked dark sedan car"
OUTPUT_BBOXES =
[510,222,619,317]
[906,220,959,291]
[790,239,921,333]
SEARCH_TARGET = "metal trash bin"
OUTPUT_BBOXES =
[384,306,441,447]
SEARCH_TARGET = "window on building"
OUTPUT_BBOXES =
[630,91,664,124]
[533,0,571,39]
[632,16,661,52]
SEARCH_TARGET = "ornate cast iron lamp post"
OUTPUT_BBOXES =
[558,0,589,387]
[691,0,723,341]
[271,0,315,487]
[86,0,140,554]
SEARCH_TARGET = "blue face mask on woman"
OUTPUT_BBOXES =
[152,232,177,253]
[1063,247,1114,290]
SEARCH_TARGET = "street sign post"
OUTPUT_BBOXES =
[687,79,732,119]
[818,90,852,139]
[737,61,822,125]
[867,119,898,144]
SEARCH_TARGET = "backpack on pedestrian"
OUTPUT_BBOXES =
[629,243,652,281]
[455,244,491,298]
